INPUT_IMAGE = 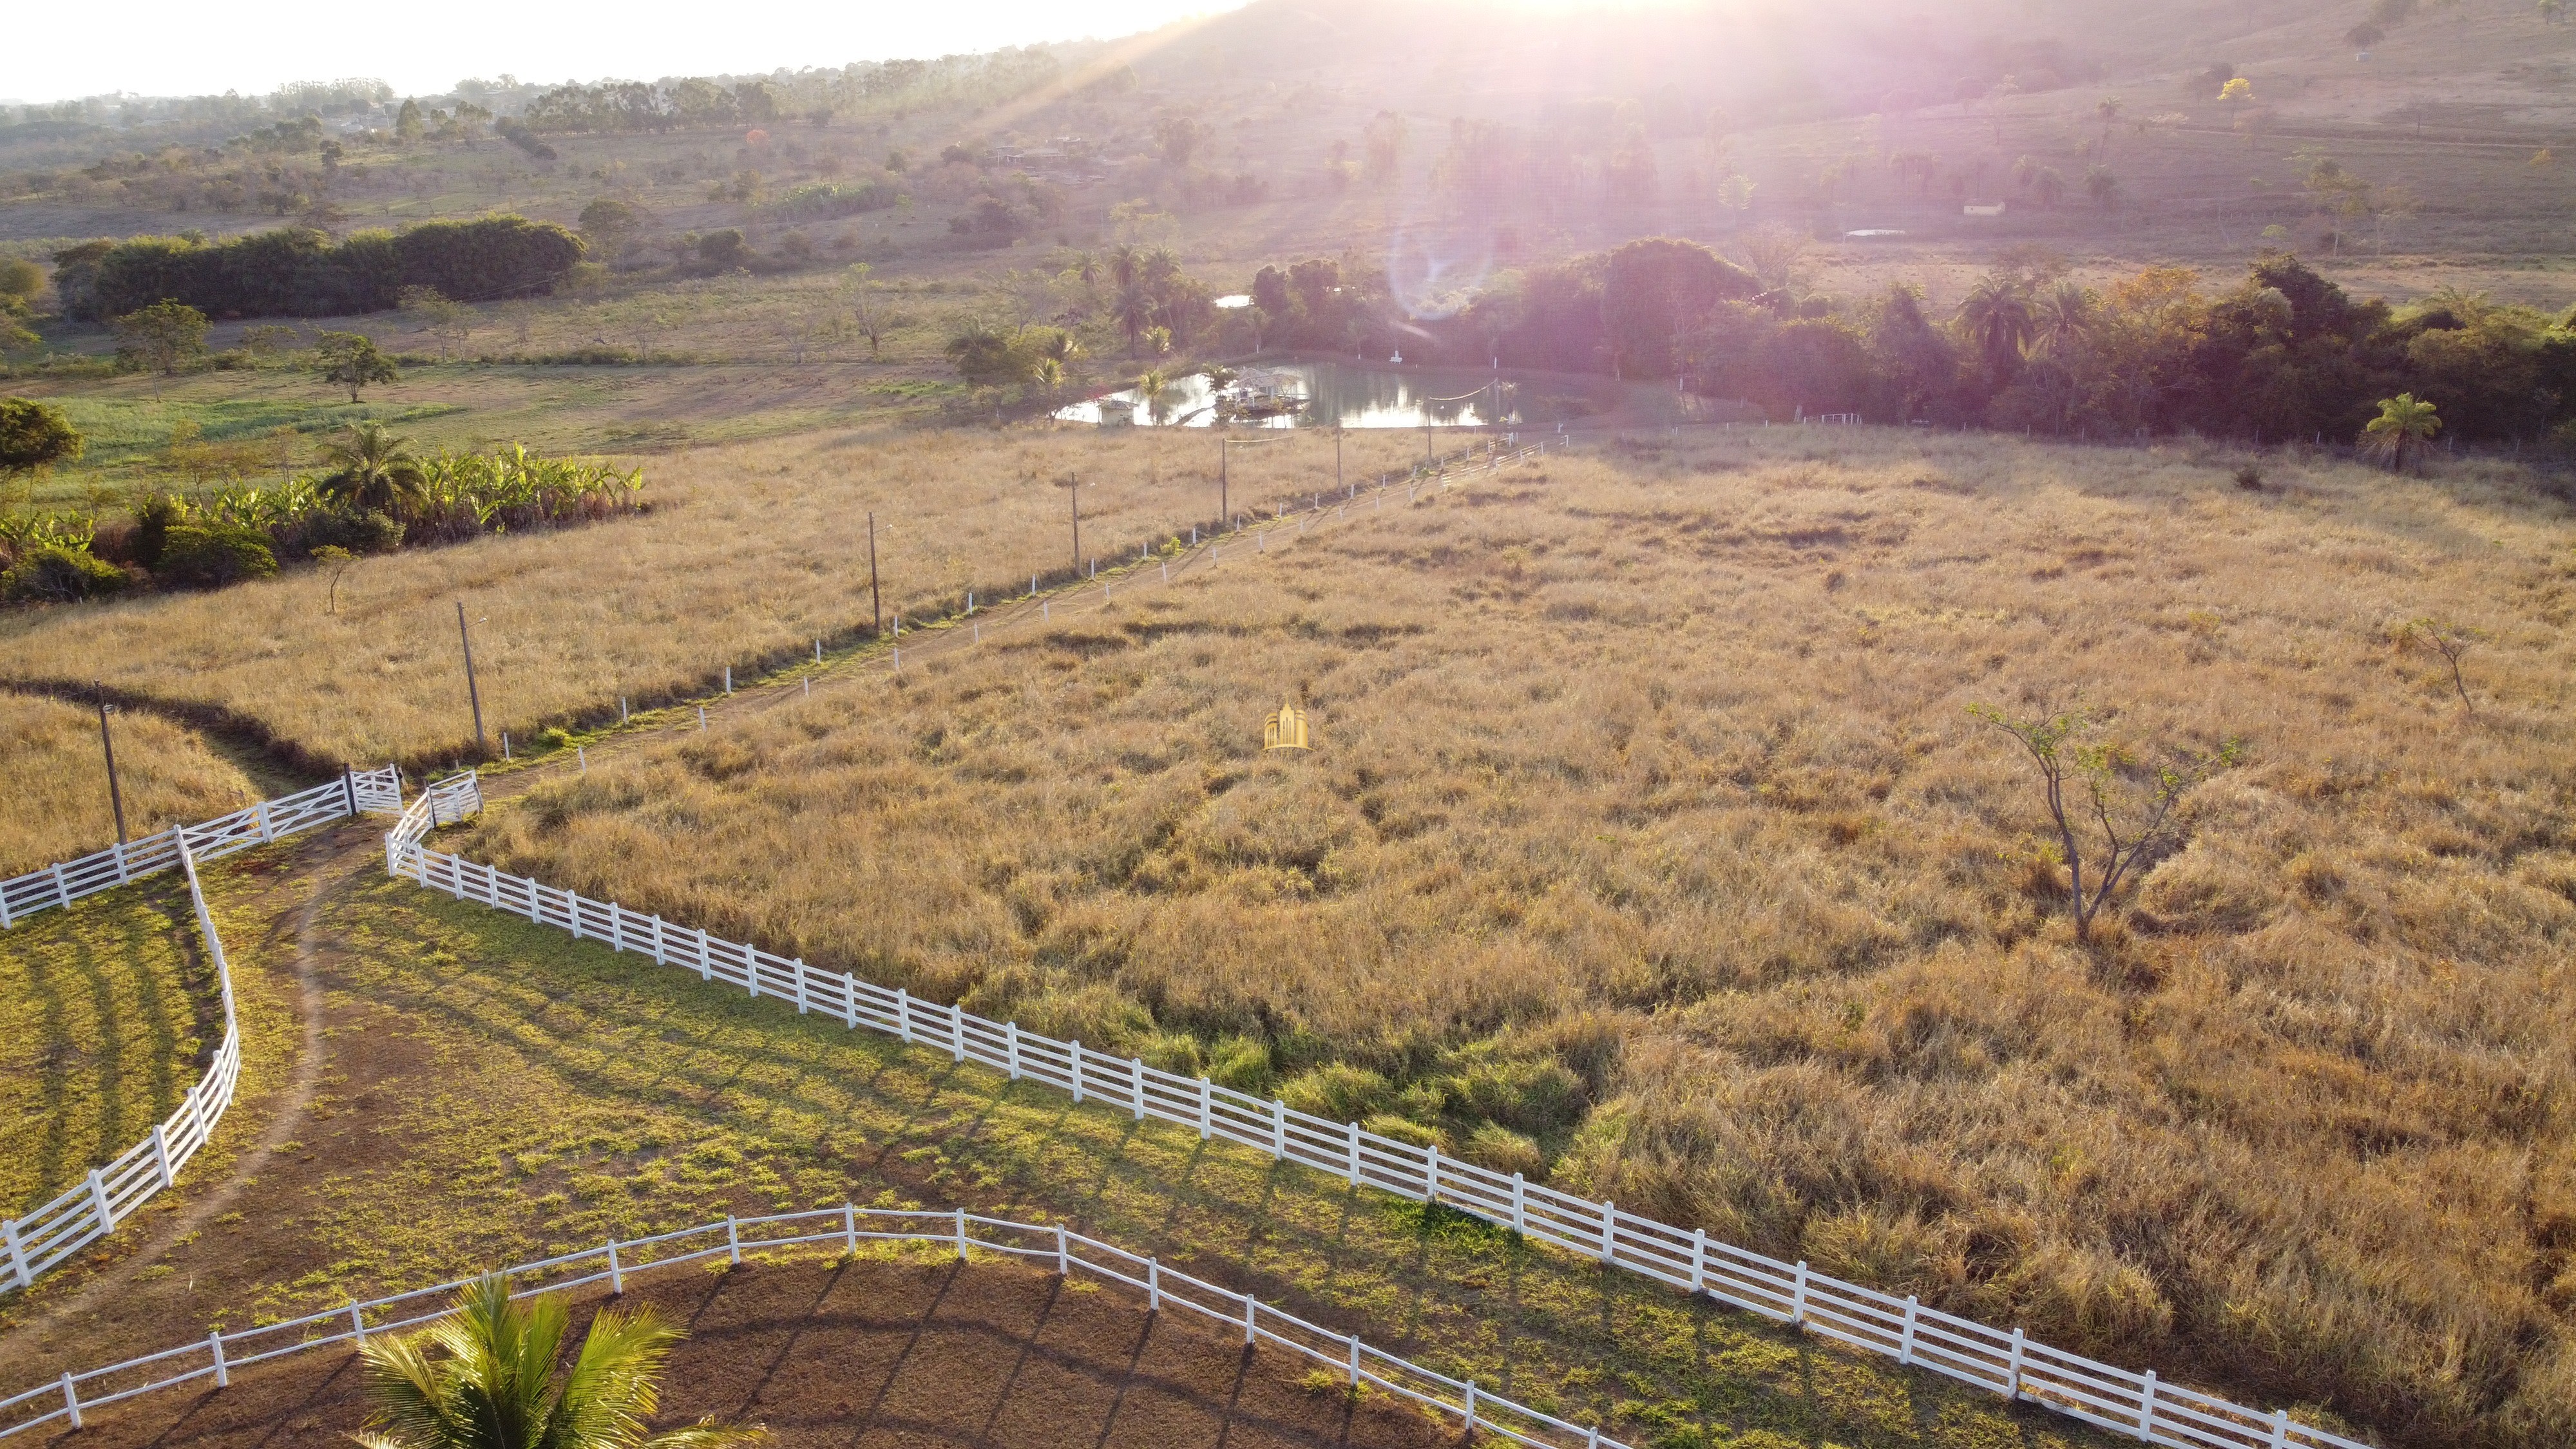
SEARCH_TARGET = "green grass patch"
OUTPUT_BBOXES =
[0,879,220,1216]
[213,867,2104,1449]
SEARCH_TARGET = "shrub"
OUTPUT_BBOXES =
[0,397,84,475]
[300,506,405,555]
[1205,1034,1274,1094]
[1281,1062,1394,1122]
[3,545,128,602]
[1461,1122,1549,1180]
[158,524,278,589]
[1444,1056,1588,1137]
[132,490,186,567]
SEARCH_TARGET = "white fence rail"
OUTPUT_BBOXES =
[2,767,402,1296]
[0,1206,1617,1449]
[390,773,2370,1449]
[0,768,402,931]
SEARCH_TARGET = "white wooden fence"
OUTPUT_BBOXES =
[386,776,2372,1449]
[0,1206,1617,1449]
[1,768,403,1296]
[0,769,401,931]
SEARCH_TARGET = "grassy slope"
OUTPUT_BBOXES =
[0,424,1458,775]
[3,840,2105,1449]
[0,693,262,877]
[0,878,217,1217]
[450,428,2576,1447]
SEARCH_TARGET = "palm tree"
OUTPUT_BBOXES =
[2361,393,2441,472]
[319,421,430,516]
[2083,165,2121,213]
[1956,275,2034,383]
[2030,281,2095,359]
[1135,368,1172,424]
[1110,281,1156,358]
[352,1274,759,1449]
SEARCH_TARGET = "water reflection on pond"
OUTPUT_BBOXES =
[1053,362,1613,429]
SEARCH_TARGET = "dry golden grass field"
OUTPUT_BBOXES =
[0,692,260,876]
[437,427,2576,1449]
[0,424,1444,779]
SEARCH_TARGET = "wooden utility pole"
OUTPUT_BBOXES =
[1065,474,1082,567]
[867,510,882,637]
[455,601,486,756]
[1218,437,1228,527]
[1335,423,1342,495]
[95,689,127,845]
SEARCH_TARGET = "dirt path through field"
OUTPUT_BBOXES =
[0,826,372,1370]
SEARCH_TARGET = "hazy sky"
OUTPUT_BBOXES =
[8,1,1246,106]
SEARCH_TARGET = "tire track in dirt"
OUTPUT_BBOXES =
[0,825,372,1354]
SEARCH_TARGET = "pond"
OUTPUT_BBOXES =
[1051,362,1630,430]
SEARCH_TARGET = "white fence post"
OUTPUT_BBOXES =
[2137,1370,2158,1441]
[1346,1120,1360,1186]
[1147,1257,1161,1312]
[209,1330,229,1387]
[1464,1379,1478,1435]
[152,1121,175,1188]
[2267,1408,2289,1449]
[1272,1099,1286,1158]
[1600,1201,1616,1262]
[1898,1296,1918,1365]
[1425,1143,1438,1200]
[1197,1077,1211,1139]
[1055,1223,1069,1276]
[1243,1293,1256,1345]
[1690,1227,1706,1293]
[607,1239,624,1294]
[1130,1057,1145,1120]
[955,1208,969,1262]
[950,1001,966,1063]
[1791,1261,1809,1323]
[896,988,913,1045]
[1006,1021,1022,1079]
[696,927,712,981]
[1511,1173,1526,1232]
[1071,1041,1084,1102]
[88,1167,115,1231]
[793,960,808,1014]
[2005,1327,2027,1401]
[350,1301,368,1345]
[726,1216,741,1265]
[5,1218,30,1289]
[59,1373,80,1431]
[844,1204,859,1255]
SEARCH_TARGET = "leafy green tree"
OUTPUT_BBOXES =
[111,300,211,375]
[351,1274,759,1449]
[399,286,469,361]
[2361,392,2440,471]
[0,397,84,475]
[396,99,426,144]
[319,421,428,514]
[0,258,41,306]
[316,332,399,402]
[1970,705,2242,942]
[579,197,642,259]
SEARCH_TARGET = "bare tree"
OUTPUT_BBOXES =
[2400,617,2481,715]
[1972,705,2242,942]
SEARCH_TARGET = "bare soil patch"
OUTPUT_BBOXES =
[28,1254,1454,1449]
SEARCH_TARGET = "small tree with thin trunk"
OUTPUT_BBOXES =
[111,300,210,377]
[316,332,399,402]
[2399,617,2480,715]
[1972,705,2242,942]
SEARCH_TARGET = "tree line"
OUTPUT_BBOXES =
[1425,238,2576,450]
[50,216,586,321]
